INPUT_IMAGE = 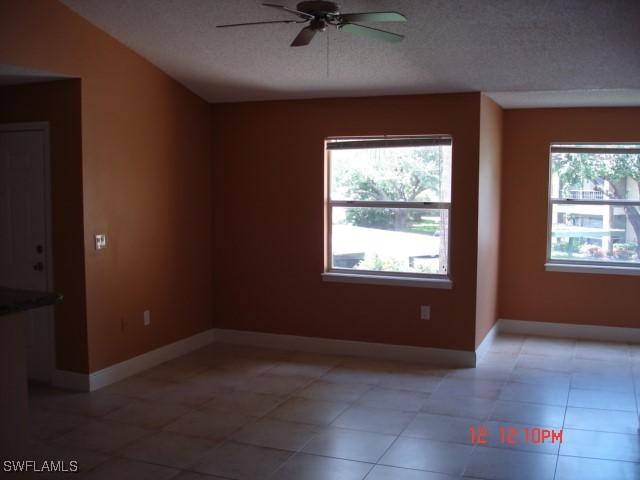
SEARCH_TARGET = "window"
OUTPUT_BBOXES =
[324,136,452,287]
[547,143,640,272]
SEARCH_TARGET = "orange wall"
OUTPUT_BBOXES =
[0,0,212,372]
[475,95,503,347]
[0,80,88,371]
[500,107,640,327]
[212,94,482,352]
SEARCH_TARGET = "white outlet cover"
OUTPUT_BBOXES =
[95,234,107,250]
[420,305,431,320]
[144,310,151,326]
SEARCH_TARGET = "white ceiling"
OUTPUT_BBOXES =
[61,0,640,106]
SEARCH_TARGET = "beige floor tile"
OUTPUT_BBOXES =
[105,399,190,428]
[147,379,229,407]
[403,413,474,444]
[559,429,640,462]
[357,387,430,412]
[564,406,639,434]
[499,382,569,406]
[272,453,372,480]
[520,337,576,358]
[516,354,574,373]
[202,390,286,416]
[366,465,458,480]
[43,391,132,417]
[463,446,556,480]
[380,437,473,476]
[191,441,292,479]
[322,366,386,386]
[53,419,151,453]
[100,375,172,399]
[568,388,636,411]
[488,335,525,354]
[575,341,631,362]
[509,367,571,387]
[81,457,179,480]
[232,417,319,451]
[302,426,396,463]
[571,372,635,393]
[489,400,565,428]
[422,394,495,420]
[572,358,632,376]
[295,380,372,402]
[332,406,415,435]
[268,396,349,425]
[435,378,503,400]
[29,407,87,442]
[555,455,640,480]
[121,430,218,469]
[377,372,442,393]
[236,373,313,395]
[163,409,255,440]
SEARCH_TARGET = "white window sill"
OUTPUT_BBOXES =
[321,272,453,289]
[545,263,640,276]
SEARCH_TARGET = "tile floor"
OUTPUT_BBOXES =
[27,335,640,479]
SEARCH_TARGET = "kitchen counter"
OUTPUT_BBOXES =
[0,287,61,477]
[0,287,62,316]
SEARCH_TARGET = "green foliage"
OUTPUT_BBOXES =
[334,146,448,230]
[354,254,436,274]
[580,244,604,258]
[612,242,638,260]
[553,151,640,199]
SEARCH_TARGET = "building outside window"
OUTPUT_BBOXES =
[325,136,452,284]
[548,143,640,270]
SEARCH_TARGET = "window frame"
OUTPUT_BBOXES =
[324,135,453,285]
[546,142,640,272]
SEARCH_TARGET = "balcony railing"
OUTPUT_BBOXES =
[568,190,604,200]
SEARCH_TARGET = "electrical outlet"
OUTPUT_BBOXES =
[144,310,151,326]
[95,234,107,250]
[420,305,431,320]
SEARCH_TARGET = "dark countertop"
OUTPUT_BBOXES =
[0,287,62,316]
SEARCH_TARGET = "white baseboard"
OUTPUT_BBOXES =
[53,328,215,392]
[475,322,500,361]
[498,319,640,344]
[213,328,476,367]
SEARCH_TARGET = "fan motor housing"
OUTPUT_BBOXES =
[296,1,339,16]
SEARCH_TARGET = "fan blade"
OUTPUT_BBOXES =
[217,19,301,28]
[339,12,407,23]
[262,3,314,19]
[291,26,316,47]
[340,23,404,43]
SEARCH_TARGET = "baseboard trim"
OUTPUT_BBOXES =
[52,329,215,392]
[498,318,640,343]
[213,328,476,367]
[475,322,500,361]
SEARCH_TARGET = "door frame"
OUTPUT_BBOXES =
[0,122,55,382]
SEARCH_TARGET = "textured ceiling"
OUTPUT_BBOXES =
[61,0,640,105]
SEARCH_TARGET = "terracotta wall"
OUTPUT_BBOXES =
[212,93,482,352]
[0,0,212,372]
[500,107,640,328]
[475,95,503,347]
[0,80,88,371]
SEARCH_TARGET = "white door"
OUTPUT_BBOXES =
[0,124,54,383]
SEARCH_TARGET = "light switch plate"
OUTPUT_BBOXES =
[95,234,107,250]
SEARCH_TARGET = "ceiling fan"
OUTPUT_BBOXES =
[217,1,407,47]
